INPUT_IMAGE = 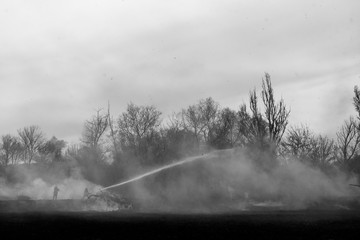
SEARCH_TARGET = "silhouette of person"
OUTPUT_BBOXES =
[53,186,60,200]
[83,188,90,199]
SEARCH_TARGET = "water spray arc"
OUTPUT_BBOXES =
[99,153,211,192]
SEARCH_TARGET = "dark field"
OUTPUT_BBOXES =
[1,210,360,240]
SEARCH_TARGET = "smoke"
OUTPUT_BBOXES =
[1,177,100,200]
[0,163,101,201]
[0,148,358,212]
[114,149,357,211]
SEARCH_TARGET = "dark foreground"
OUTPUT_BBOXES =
[1,210,360,240]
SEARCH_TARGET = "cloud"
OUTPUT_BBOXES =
[0,0,359,141]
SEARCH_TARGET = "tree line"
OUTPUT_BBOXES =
[1,73,360,186]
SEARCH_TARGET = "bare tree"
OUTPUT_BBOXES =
[64,143,80,160]
[235,104,253,146]
[210,108,237,148]
[18,126,45,164]
[311,135,335,169]
[354,85,360,118]
[118,103,161,154]
[81,109,109,148]
[198,97,219,143]
[163,112,199,157]
[261,73,290,145]
[247,89,268,146]
[1,135,14,166]
[180,97,220,151]
[282,125,314,161]
[12,141,24,164]
[336,117,360,169]
[167,112,184,132]
[282,125,335,168]
[181,104,204,144]
[211,106,255,148]
[1,135,23,165]
[107,102,120,158]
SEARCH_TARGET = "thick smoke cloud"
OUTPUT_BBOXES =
[0,149,357,212]
[116,149,356,212]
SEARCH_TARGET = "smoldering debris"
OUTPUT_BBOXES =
[85,191,133,211]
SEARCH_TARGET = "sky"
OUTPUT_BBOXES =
[0,0,359,144]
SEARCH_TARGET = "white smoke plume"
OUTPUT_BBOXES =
[0,164,101,201]
[111,149,358,211]
[1,148,358,212]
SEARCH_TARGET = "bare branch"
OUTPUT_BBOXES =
[82,108,109,148]
[336,117,360,168]
[18,125,45,164]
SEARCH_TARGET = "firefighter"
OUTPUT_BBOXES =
[83,188,90,199]
[53,186,60,200]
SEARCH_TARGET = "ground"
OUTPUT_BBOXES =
[1,210,360,240]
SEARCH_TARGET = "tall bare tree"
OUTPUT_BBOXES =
[261,73,290,145]
[354,85,360,118]
[18,125,45,164]
[235,104,253,146]
[247,89,268,146]
[107,102,120,158]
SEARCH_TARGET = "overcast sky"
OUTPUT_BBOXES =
[0,0,359,144]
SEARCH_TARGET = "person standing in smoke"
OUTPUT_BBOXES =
[83,188,90,199]
[53,186,60,200]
